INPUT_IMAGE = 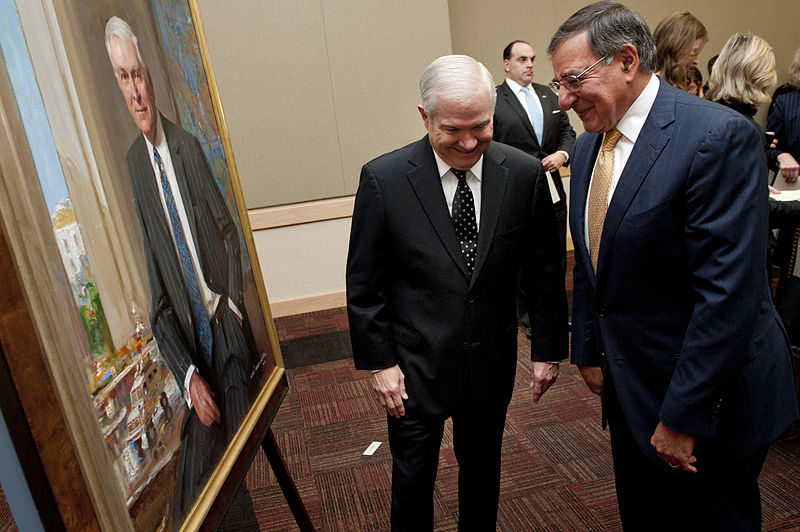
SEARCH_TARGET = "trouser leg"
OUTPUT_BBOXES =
[387,412,445,532]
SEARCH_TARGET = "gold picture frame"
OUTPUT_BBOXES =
[0,0,287,529]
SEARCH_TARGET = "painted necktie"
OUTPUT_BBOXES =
[153,146,213,363]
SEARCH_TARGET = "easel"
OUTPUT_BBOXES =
[262,428,315,531]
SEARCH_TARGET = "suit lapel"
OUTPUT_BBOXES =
[534,84,555,146]
[471,143,508,283]
[572,134,602,286]
[596,85,674,276]
[164,118,199,247]
[501,82,538,147]
[406,137,470,279]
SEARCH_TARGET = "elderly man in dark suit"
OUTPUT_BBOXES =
[346,54,568,531]
[105,16,255,526]
[548,2,798,530]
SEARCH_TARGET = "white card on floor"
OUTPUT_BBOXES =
[363,441,382,455]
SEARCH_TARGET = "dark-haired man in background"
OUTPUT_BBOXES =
[494,40,575,336]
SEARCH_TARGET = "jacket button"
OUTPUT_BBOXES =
[599,308,607,319]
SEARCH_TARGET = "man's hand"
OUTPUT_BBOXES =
[650,421,697,473]
[541,152,567,173]
[778,152,800,183]
[578,365,603,395]
[189,372,221,427]
[372,365,408,418]
[530,361,559,403]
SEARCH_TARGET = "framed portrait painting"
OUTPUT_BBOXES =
[0,0,287,529]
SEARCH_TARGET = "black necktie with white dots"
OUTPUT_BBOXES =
[451,168,478,276]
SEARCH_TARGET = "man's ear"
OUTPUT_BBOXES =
[418,105,430,130]
[618,43,640,79]
[503,59,511,74]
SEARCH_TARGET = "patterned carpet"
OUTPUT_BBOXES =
[244,307,800,531]
[2,302,800,530]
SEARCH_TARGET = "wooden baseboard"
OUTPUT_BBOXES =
[269,290,346,318]
[249,197,354,231]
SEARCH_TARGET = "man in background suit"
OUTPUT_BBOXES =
[494,39,575,249]
[548,2,798,530]
[493,40,575,335]
[346,55,568,531]
[105,17,256,526]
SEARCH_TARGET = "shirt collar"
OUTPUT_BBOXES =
[144,113,166,155]
[614,74,659,144]
[432,147,484,182]
[505,77,531,94]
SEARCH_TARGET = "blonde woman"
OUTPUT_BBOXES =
[706,32,777,119]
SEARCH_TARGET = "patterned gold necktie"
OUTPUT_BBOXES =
[587,128,622,271]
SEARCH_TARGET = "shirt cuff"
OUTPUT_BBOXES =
[556,150,569,165]
[184,365,197,409]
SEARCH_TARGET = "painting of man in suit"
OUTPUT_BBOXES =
[548,2,797,530]
[105,16,257,526]
[346,54,569,531]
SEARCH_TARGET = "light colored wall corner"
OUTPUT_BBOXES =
[251,209,351,317]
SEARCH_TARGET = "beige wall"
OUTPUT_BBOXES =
[195,0,800,315]
[451,0,800,134]
[197,0,451,209]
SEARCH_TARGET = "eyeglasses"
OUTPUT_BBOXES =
[550,55,609,93]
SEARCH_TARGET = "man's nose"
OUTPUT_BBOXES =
[460,135,478,151]
[558,87,576,111]
[131,83,141,102]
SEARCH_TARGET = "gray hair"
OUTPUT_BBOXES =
[546,1,657,74]
[104,16,148,76]
[419,55,496,117]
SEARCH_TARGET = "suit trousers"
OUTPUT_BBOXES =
[387,402,508,532]
[173,306,256,526]
[606,378,768,532]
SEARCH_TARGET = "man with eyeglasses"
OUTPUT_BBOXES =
[493,40,575,338]
[548,2,797,531]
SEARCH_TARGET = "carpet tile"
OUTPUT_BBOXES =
[2,299,799,530]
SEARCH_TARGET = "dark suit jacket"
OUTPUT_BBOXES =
[126,115,244,396]
[346,137,568,416]
[768,85,800,168]
[493,81,575,186]
[569,81,798,465]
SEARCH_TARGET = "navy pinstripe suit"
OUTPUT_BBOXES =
[126,115,254,523]
[768,85,800,169]
[570,80,797,529]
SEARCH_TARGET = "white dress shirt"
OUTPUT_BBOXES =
[432,149,483,227]
[584,74,660,253]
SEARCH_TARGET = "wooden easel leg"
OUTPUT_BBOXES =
[262,428,315,531]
